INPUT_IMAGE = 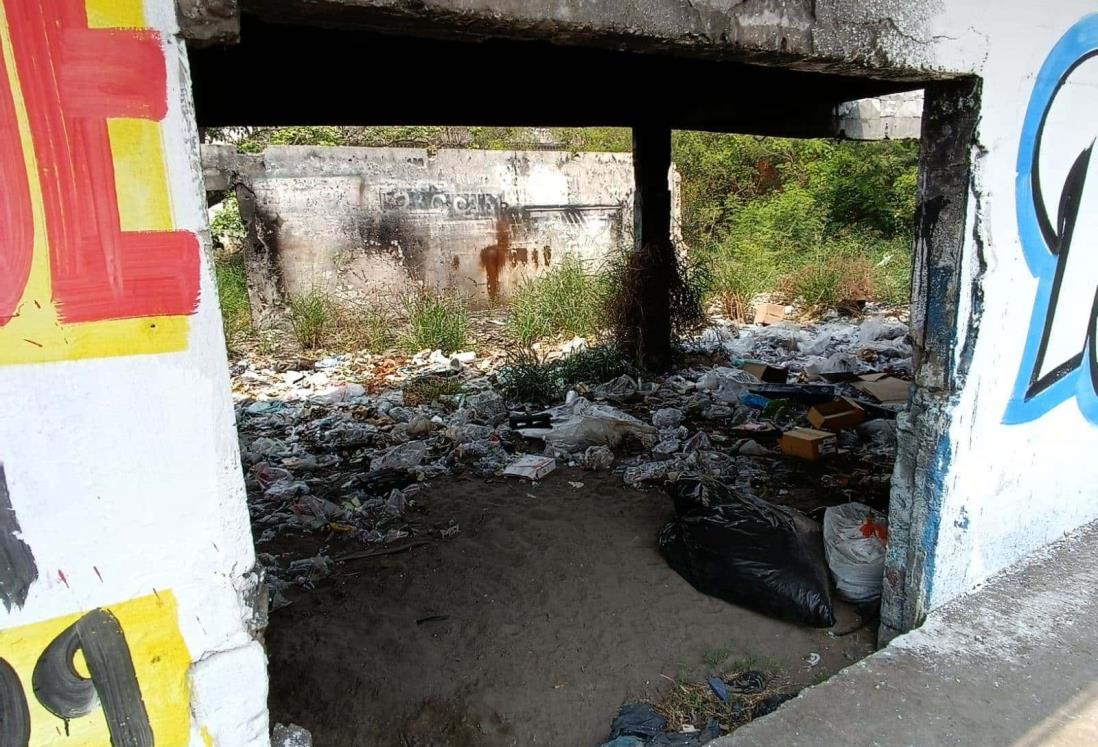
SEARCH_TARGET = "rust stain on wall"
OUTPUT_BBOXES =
[480,217,512,301]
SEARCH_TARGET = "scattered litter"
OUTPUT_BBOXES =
[706,675,729,703]
[780,428,838,461]
[601,703,720,747]
[582,445,616,471]
[726,670,767,695]
[568,481,585,489]
[807,398,866,431]
[272,723,312,747]
[502,454,557,480]
[804,652,821,668]
[754,302,787,326]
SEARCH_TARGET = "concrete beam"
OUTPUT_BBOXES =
[189,18,918,133]
[237,0,957,82]
[176,0,240,46]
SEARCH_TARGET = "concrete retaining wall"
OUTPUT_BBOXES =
[228,146,662,310]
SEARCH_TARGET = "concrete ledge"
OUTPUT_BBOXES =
[717,519,1098,746]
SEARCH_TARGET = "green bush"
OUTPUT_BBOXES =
[401,292,469,353]
[507,254,608,346]
[210,193,246,251]
[674,132,918,312]
[214,252,252,350]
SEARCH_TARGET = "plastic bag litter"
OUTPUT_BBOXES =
[272,723,313,747]
[601,703,720,747]
[520,399,657,450]
[582,445,615,471]
[659,476,835,627]
[594,374,640,402]
[823,502,888,602]
[369,440,427,471]
[697,367,756,404]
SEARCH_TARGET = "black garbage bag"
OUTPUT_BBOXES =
[659,476,834,627]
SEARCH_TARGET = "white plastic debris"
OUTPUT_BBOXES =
[273,723,313,747]
[503,454,557,480]
[581,445,615,471]
[823,502,889,602]
[652,407,685,429]
[624,460,675,487]
[369,440,428,471]
[593,374,639,402]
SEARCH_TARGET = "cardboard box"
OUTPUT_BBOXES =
[780,428,838,461]
[741,361,789,383]
[754,303,787,326]
[852,376,909,405]
[807,398,866,431]
[502,455,557,480]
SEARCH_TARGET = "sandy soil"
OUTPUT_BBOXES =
[264,467,875,746]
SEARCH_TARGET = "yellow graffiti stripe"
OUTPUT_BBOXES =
[109,118,175,232]
[0,592,191,746]
[0,0,191,366]
[85,0,145,29]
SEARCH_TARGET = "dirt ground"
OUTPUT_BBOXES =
[264,467,876,746]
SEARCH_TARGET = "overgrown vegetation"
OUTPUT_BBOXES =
[400,292,469,354]
[210,193,247,252]
[214,251,252,351]
[286,289,397,352]
[508,254,609,346]
[209,126,918,358]
[674,132,917,316]
[287,289,335,350]
[496,345,639,404]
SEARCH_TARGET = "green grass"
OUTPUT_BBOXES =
[703,645,733,669]
[400,292,469,354]
[496,344,638,404]
[507,254,608,346]
[287,288,335,350]
[214,251,252,351]
[334,302,396,353]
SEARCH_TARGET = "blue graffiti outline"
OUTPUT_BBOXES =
[1005,14,1098,425]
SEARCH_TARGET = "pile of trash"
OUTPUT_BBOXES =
[232,311,909,611]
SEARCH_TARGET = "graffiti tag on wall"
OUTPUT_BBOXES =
[0,592,191,746]
[0,0,200,365]
[1007,14,1098,424]
[380,185,503,219]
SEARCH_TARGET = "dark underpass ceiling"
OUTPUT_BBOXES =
[188,16,924,136]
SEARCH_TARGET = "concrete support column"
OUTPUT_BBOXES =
[624,125,674,370]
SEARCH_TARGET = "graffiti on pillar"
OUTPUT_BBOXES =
[0,464,37,612]
[0,592,191,745]
[0,0,200,366]
[1006,14,1098,424]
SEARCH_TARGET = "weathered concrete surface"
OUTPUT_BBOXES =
[837,91,924,139]
[230,146,663,310]
[240,0,951,79]
[718,518,1098,746]
[178,0,240,46]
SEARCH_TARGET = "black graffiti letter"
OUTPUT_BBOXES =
[32,609,153,747]
[0,658,29,747]
[0,465,38,612]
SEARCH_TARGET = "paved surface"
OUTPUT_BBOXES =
[717,520,1098,746]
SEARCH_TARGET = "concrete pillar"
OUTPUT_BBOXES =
[624,125,674,370]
